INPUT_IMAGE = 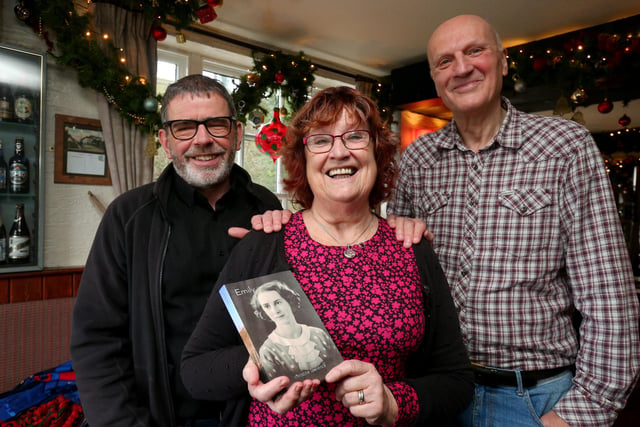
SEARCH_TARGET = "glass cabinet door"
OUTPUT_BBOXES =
[0,43,46,273]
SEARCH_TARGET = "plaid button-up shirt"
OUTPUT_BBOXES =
[388,97,640,426]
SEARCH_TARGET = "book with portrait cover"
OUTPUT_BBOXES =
[219,270,343,385]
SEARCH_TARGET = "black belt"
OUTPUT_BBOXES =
[472,364,572,388]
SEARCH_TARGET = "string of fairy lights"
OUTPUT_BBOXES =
[13,0,392,137]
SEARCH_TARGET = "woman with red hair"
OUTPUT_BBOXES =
[181,86,472,426]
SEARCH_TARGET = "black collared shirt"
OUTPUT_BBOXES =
[162,166,279,420]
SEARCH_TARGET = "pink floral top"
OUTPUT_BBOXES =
[247,212,425,426]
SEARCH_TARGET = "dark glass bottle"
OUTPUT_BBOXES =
[9,137,29,193]
[0,83,13,122]
[0,139,7,192]
[13,88,33,124]
[8,203,30,264]
[0,212,6,264]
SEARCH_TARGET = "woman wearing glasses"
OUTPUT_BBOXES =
[181,87,473,426]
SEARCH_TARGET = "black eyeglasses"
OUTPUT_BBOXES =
[163,116,236,140]
[303,130,372,154]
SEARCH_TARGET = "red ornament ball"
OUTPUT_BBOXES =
[275,71,285,84]
[255,108,287,162]
[152,26,167,41]
[532,58,547,72]
[619,114,631,127]
[597,99,613,114]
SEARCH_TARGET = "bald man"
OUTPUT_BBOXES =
[388,14,639,427]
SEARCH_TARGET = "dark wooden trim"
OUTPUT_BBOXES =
[0,267,84,304]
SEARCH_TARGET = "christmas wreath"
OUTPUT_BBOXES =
[232,51,315,125]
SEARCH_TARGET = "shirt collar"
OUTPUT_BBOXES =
[440,97,522,152]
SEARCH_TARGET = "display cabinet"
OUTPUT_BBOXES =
[0,43,46,273]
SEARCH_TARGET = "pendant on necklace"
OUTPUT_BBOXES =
[343,244,361,259]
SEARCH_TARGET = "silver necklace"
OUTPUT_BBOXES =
[309,210,375,259]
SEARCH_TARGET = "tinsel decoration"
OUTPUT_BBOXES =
[232,51,315,124]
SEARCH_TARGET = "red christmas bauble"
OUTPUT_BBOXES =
[152,26,167,41]
[619,114,631,127]
[196,6,217,24]
[597,99,613,114]
[275,71,285,84]
[532,58,547,72]
[255,108,287,162]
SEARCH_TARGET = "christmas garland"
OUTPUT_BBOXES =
[233,51,315,124]
[503,15,640,110]
[15,0,165,132]
[14,0,317,132]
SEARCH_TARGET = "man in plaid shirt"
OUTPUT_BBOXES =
[388,14,640,427]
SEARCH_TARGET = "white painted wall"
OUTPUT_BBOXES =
[1,2,116,267]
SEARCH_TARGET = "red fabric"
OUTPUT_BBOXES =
[0,395,83,427]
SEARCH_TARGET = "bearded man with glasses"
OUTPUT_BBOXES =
[71,75,282,427]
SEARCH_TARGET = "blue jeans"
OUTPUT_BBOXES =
[458,369,573,427]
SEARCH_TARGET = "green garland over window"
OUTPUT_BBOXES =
[15,0,316,133]
[232,51,315,124]
[16,0,165,133]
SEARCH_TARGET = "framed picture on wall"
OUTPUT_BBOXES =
[54,114,112,185]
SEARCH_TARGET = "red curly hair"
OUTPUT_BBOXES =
[282,86,399,210]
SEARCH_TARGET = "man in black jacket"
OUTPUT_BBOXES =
[70,75,282,427]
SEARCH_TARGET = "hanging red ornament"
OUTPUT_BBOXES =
[597,99,613,114]
[152,26,167,41]
[532,58,547,72]
[196,5,217,24]
[275,71,285,84]
[255,108,287,162]
[619,114,631,127]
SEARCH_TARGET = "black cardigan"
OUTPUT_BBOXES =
[181,228,473,426]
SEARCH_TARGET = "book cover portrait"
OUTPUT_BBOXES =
[219,270,343,384]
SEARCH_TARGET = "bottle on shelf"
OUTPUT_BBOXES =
[8,203,30,264]
[13,88,33,124]
[0,83,13,122]
[0,211,6,264]
[9,136,29,193]
[0,139,7,192]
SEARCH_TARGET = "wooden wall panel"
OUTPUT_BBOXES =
[0,268,84,304]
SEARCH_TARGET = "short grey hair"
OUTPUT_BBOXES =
[160,75,237,123]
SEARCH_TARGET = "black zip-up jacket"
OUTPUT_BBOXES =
[70,165,281,427]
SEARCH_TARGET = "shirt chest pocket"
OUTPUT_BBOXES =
[417,191,450,216]
[498,188,552,217]
[493,188,554,257]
